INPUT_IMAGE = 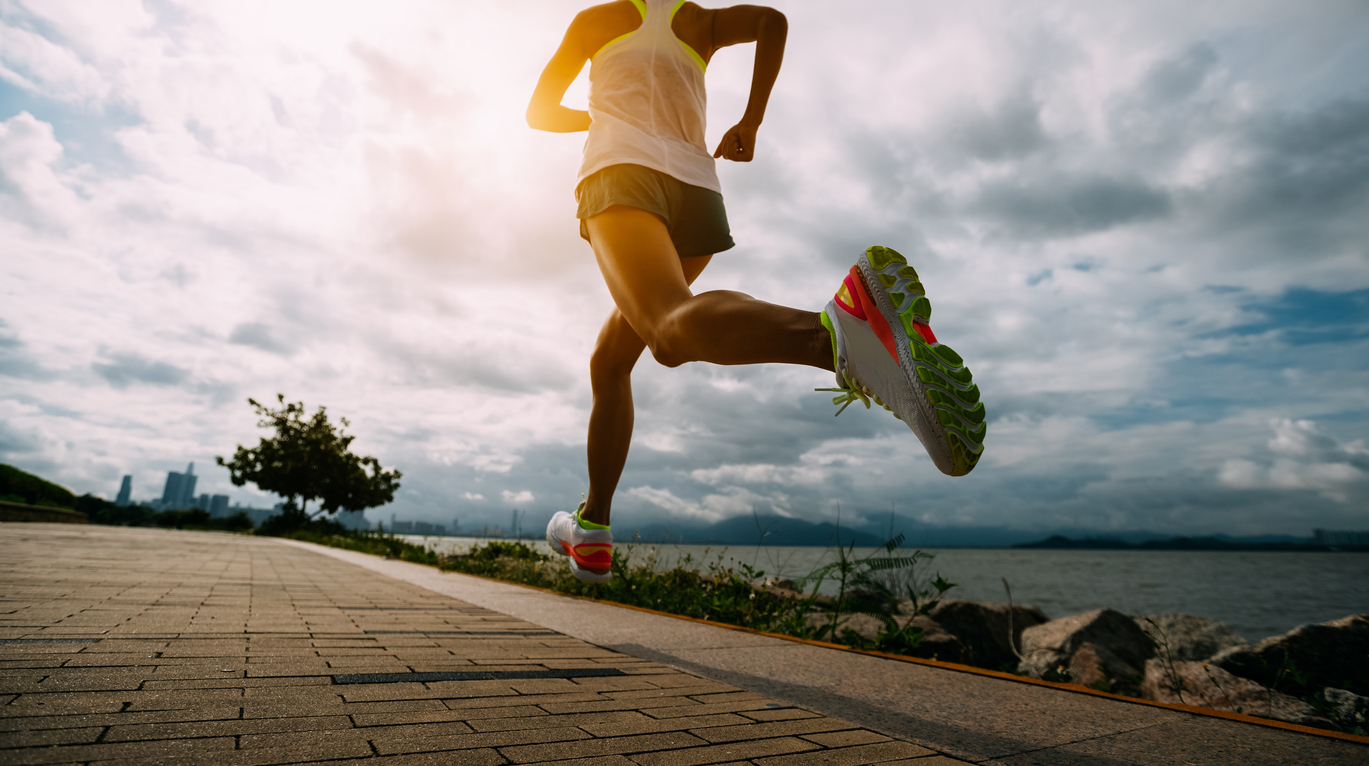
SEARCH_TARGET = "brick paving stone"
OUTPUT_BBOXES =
[693,719,859,744]
[519,757,638,766]
[798,730,892,748]
[373,724,592,755]
[1,735,237,765]
[739,709,821,722]
[875,758,974,765]
[0,725,103,748]
[642,700,783,719]
[502,731,710,763]
[751,741,937,765]
[331,751,507,766]
[0,527,966,766]
[104,714,354,742]
[630,735,821,766]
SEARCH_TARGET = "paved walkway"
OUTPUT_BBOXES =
[0,525,1363,766]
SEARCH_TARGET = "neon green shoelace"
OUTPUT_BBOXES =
[815,370,872,416]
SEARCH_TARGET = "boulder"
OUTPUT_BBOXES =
[1135,614,1250,662]
[1212,614,1369,697]
[1322,688,1367,730]
[1069,641,1143,697]
[905,615,969,664]
[926,600,1049,671]
[1142,658,1330,728]
[1018,608,1154,681]
[802,612,967,663]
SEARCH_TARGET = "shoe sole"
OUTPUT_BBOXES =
[546,512,612,583]
[855,246,985,476]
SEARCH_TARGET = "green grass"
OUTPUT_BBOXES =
[286,527,957,658]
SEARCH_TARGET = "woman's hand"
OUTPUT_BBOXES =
[714,122,758,162]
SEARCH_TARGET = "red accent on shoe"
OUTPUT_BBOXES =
[836,274,864,318]
[847,266,899,362]
[566,542,612,571]
[915,323,938,345]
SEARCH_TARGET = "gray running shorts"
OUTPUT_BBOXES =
[576,163,735,258]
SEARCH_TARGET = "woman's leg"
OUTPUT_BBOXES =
[583,256,712,526]
[586,205,834,371]
[580,205,834,526]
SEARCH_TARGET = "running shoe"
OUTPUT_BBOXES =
[546,502,613,583]
[818,245,986,476]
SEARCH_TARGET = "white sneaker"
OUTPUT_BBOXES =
[545,503,613,583]
[819,246,986,476]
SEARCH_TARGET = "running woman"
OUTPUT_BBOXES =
[528,0,985,582]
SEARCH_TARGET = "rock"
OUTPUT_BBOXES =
[1142,659,1331,727]
[1322,688,1368,730]
[1018,608,1154,681]
[1069,641,1143,696]
[1212,614,1369,697]
[1135,614,1250,662]
[801,612,967,663]
[905,615,969,664]
[926,600,1049,671]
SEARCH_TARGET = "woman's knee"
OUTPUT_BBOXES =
[590,314,647,383]
[641,318,691,368]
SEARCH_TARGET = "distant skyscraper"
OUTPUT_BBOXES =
[115,476,132,507]
[209,495,229,516]
[160,463,197,509]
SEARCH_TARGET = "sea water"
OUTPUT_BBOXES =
[400,535,1369,643]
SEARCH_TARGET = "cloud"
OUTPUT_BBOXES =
[1219,419,1369,502]
[0,22,109,105]
[91,352,189,389]
[2,0,1367,539]
[972,172,1172,237]
[228,322,293,356]
[0,111,76,230]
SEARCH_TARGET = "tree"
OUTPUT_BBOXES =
[217,395,402,518]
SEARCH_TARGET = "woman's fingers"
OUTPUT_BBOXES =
[713,127,753,161]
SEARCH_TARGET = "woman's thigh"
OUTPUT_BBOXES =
[586,205,708,340]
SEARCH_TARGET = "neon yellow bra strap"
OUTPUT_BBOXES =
[591,1,648,61]
[591,0,648,61]
[670,0,707,72]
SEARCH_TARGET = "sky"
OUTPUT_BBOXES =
[1,0,1367,538]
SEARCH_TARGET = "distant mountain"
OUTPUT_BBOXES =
[1012,534,1335,552]
[615,512,1333,551]
[622,514,886,547]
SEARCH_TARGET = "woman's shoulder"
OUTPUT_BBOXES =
[569,1,645,55]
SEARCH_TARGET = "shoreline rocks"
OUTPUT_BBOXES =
[1141,658,1330,727]
[1212,614,1369,697]
[1136,613,1250,662]
[928,600,1049,671]
[1017,608,1154,688]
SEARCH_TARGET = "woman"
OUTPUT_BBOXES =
[527,0,984,582]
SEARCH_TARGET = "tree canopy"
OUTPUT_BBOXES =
[216,395,401,517]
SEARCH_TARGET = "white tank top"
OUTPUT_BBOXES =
[577,0,720,194]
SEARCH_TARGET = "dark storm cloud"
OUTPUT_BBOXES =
[947,89,1052,163]
[972,172,1172,237]
[1140,43,1219,105]
[228,322,293,355]
[0,320,54,381]
[1198,98,1369,248]
[0,419,42,455]
[92,351,189,388]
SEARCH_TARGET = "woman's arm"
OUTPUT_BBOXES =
[710,5,787,162]
[527,13,594,133]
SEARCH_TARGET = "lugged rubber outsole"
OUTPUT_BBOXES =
[859,246,985,476]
